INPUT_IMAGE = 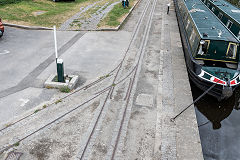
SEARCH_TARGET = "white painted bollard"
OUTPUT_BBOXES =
[53,25,58,60]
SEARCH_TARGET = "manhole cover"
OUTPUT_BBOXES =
[5,151,23,160]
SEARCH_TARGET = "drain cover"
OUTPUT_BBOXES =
[5,151,23,160]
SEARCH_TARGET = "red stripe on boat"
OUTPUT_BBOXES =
[230,80,236,85]
[213,78,225,84]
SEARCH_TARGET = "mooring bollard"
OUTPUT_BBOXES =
[167,3,170,14]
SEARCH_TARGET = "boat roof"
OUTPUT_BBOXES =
[183,0,239,42]
[209,0,240,25]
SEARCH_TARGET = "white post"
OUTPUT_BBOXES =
[53,25,58,60]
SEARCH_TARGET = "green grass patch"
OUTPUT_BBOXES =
[99,73,110,79]
[89,5,101,14]
[72,19,80,23]
[52,75,72,82]
[0,0,24,5]
[34,109,41,113]
[52,75,58,82]
[59,86,71,93]
[14,142,20,146]
[0,0,97,27]
[5,123,12,127]
[55,99,62,104]
[101,3,130,26]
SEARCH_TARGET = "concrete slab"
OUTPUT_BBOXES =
[44,74,79,90]
[135,93,154,107]
[167,2,203,160]
[37,31,131,82]
[0,87,55,126]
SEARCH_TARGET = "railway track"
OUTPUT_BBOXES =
[0,0,158,158]
[77,0,157,158]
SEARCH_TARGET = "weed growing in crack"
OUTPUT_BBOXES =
[34,109,41,114]
[59,87,71,93]
[55,99,62,104]
[14,142,20,147]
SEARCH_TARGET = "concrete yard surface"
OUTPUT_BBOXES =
[0,0,204,159]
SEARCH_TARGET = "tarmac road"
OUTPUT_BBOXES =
[0,26,81,126]
[0,27,79,94]
[0,26,131,127]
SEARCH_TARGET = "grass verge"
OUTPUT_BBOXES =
[0,0,99,27]
[98,0,137,28]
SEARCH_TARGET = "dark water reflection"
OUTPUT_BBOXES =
[190,80,240,160]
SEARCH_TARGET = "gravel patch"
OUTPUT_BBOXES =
[59,0,120,31]
[59,1,102,30]
[79,1,120,30]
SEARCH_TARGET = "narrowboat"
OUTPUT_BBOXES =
[173,0,240,100]
[201,0,240,40]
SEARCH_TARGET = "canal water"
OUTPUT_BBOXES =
[190,81,240,160]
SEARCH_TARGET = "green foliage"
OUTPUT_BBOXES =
[103,3,130,26]
[52,76,58,82]
[59,86,71,93]
[14,142,20,146]
[34,109,41,113]
[55,99,62,104]
[227,0,240,7]
[0,0,92,27]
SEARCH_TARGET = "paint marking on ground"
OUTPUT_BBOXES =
[0,50,10,55]
[19,98,30,107]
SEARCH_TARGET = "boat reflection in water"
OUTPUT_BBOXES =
[195,91,235,130]
[191,80,240,159]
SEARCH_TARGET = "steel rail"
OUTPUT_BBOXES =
[1,0,155,156]
[109,0,153,99]
[0,66,118,132]
[0,89,109,155]
[110,0,157,158]
[78,0,153,158]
